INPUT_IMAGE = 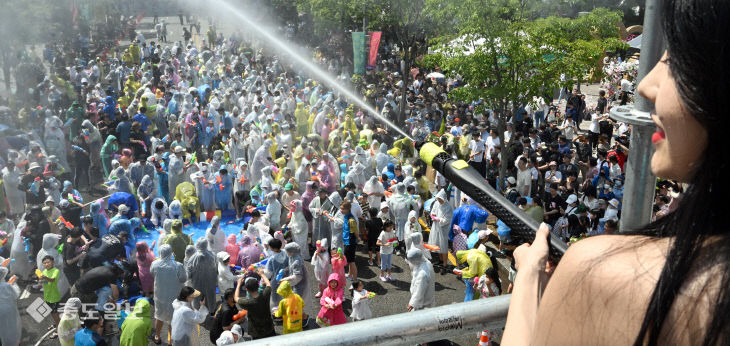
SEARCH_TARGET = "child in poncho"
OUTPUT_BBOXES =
[317,273,346,326]
[350,280,372,321]
[275,280,305,334]
[311,238,331,298]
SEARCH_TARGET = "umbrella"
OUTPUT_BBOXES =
[426,72,445,79]
[628,34,642,50]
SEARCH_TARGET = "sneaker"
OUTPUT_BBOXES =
[368,259,374,266]
[379,276,387,282]
[387,275,394,281]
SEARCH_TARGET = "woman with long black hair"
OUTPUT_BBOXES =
[503,0,730,344]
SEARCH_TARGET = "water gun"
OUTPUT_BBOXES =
[24,238,31,253]
[387,238,399,248]
[1,258,13,267]
[337,247,343,257]
[419,217,431,233]
[7,275,17,285]
[316,240,323,250]
[35,269,43,278]
[161,134,169,143]
[452,268,463,275]
[72,145,86,152]
[57,217,75,229]
[275,269,284,281]
[252,257,269,270]
[57,243,64,255]
[216,175,224,191]
[150,240,156,249]
[423,244,440,252]
[140,225,151,234]
[187,152,197,164]
[367,291,376,298]
[30,178,40,196]
[232,309,248,321]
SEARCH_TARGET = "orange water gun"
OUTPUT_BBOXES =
[232,309,248,321]
[57,216,74,229]
[423,244,440,252]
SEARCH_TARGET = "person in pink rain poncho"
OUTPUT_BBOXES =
[317,273,346,327]
[135,241,156,296]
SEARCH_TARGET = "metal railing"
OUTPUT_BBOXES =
[237,294,511,345]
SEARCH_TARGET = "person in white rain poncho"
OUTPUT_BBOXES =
[171,286,209,346]
[311,238,331,297]
[57,297,82,346]
[281,242,311,306]
[363,175,385,211]
[409,232,432,261]
[350,279,373,321]
[36,233,70,297]
[428,190,453,272]
[388,183,417,253]
[251,139,273,184]
[168,146,187,196]
[206,216,226,254]
[191,162,216,212]
[345,163,366,191]
[308,188,331,248]
[150,244,188,344]
[216,251,243,291]
[287,200,310,260]
[266,191,282,232]
[2,161,25,216]
[0,266,21,346]
[328,191,344,250]
[354,146,374,177]
[234,160,251,192]
[9,219,33,280]
[407,248,435,311]
[138,175,157,216]
[185,239,218,312]
[375,143,396,174]
[403,210,422,253]
[169,200,183,220]
[151,197,169,227]
[295,159,312,194]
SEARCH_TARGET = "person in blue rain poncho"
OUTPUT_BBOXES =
[62,180,83,204]
[449,200,490,240]
[265,238,289,314]
[156,154,170,202]
[102,96,117,121]
[384,162,396,180]
[190,162,216,212]
[150,244,188,344]
[108,192,138,218]
[215,166,233,210]
[89,200,109,237]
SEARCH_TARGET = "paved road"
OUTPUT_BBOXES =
[21,241,483,346]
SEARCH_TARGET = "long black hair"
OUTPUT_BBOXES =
[631,0,730,344]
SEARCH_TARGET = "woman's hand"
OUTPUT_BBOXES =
[514,222,552,275]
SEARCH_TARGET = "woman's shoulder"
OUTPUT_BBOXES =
[534,235,669,345]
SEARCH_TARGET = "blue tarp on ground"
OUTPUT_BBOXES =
[135,209,251,255]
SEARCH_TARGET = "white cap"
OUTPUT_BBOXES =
[506,176,516,185]
[566,194,578,205]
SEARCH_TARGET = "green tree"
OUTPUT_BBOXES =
[428,4,625,191]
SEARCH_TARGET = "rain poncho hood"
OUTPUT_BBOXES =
[185,239,218,311]
[120,298,152,346]
[162,219,193,263]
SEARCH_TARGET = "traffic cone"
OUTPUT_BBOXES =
[478,330,491,346]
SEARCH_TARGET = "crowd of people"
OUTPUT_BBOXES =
[0,11,681,346]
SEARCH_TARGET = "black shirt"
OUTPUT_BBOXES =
[63,239,83,284]
[365,218,383,245]
[544,193,566,225]
[210,302,239,343]
[237,286,275,339]
[75,266,118,293]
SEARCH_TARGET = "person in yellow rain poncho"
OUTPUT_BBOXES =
[294,102,309,138]
[359,124,373,148]
[128,42,141,65]
[307,107,317,134]
[343,107,359,144]
[387,137,414,161]
[120,298,153,346]
[274,157,288,183]
[455,249,493,302]
[274,280,305,334]
[121,49,134,66]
